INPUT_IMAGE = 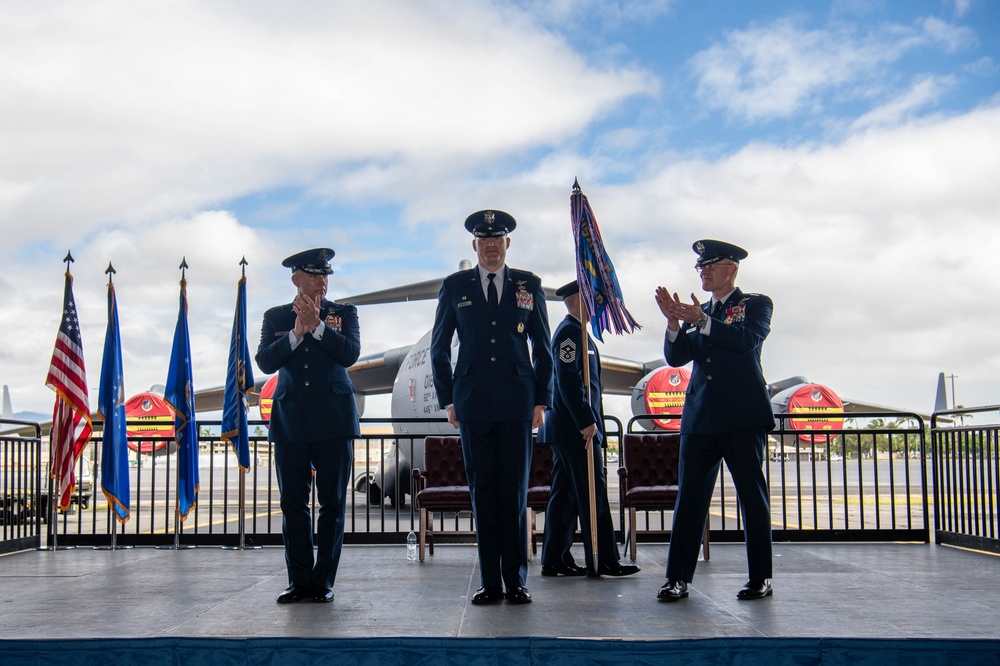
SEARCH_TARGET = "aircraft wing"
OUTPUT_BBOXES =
[599,356,665,396]
[342,265,565,305]
[344,279,446,305]
[841,398,931,421]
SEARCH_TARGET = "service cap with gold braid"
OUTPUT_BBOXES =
[282,248,335,275]
[692,239,748,268]
[464,209,516,238]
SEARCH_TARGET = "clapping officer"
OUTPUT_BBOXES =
[653,240,775,602]
[256,248,361,604]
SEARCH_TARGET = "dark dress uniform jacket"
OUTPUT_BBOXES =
[256,299,361,443]
[431,267,553,422]
[664,288,774,435]
[537,315,602,446]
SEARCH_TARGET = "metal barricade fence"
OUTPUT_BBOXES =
[37,418,626,548]
[624,412,931,544]
[931,405,1000,554]
[0,421,44,554]
[5,412,934,548]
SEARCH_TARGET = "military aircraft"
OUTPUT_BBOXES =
[264,263,913,505]
[1,262,929,504]
[246,260,665,505]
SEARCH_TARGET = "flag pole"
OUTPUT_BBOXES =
[222,257,256,550]
[571,177,641,574]
[52,255,70,552]
[108,265,117,553]
[49,251,84,551]
[221,257,260,550]
[49,443,68,550]
[49,464,59,551]
[94,262,132,550]
[578,295,600,576]
[155,426,185,549]
[158,258,196,550]
[238,258,248,551]
[159,403,194,550]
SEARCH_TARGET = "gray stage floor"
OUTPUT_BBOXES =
[1,542,998,641]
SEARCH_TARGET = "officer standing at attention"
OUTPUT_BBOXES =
[256,248,361,604]
[430,209,553,605]
[653,239,775,602]
[538,280,639,578]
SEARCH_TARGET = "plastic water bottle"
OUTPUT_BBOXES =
[406,531,417,561]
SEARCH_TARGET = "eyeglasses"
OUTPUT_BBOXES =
[695,261,736,274]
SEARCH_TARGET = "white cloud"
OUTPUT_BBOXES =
[918,16,977,52]
[512,103,1000,417]
[2,1,998,428]
[689,15,975,122]
[951,0,973,19]
[851,74,955,129]
[6,103,999,422]
[0,0,656,242]
[515,0,676,28]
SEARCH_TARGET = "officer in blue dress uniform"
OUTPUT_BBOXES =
[537,281,639,578]
[653,239,775,602]
[430,209,553,605]
[256,248,361,604]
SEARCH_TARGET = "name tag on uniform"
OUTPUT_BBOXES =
[458,301,473,308]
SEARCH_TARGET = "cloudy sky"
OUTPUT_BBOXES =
[2,0,998,424]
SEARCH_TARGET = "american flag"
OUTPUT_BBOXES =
[45,268,93,511]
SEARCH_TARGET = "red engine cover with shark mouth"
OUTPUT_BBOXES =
[785,383,844,443]
[258,375,278,423]
[124,392,175,454]
[643,367,690,431]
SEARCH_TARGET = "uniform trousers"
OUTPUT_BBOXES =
[665,429,772,583]
[542,439,620,569]
[459,420,531,590]
[274,437,354,590]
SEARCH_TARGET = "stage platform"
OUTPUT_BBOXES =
[1,542,998,663]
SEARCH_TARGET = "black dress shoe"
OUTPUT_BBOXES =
[541,563,588,577]
[276,586,311,604]
[736,579,772,600]
[656,579,688,602]
[505,586,532,604]
[595,562,641,577]
[312,587,335,603]
[470,586,505,605]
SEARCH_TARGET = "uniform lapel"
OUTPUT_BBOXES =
[499,267,513,311]
[721,288,743,315]
[466,269,486,308]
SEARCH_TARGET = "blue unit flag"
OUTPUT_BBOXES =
[164,274,199,521]
[221,273,254,472]
[571,180,640,342]
[98,278,130,523]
